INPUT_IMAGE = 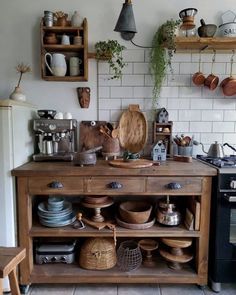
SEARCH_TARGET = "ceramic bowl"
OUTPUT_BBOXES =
[119,201,152,224]
[37,109,57,119]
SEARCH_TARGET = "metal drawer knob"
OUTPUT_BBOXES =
[107,182,123,189]
[48,181,64,189]
[166,182,182,190]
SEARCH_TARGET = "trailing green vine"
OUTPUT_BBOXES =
[95,39,126,80]
[149,19,181,110]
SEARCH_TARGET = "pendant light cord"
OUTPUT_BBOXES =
[130,39,152,49]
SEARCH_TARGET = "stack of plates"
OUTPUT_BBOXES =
[38,199,76,227]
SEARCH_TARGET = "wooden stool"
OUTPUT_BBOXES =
[0,247,26,295]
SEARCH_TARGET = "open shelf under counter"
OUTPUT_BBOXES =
[174,36,236,51]
[30,221,200,238]
[31,261,198,284]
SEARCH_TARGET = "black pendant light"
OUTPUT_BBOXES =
[114,0,137,40]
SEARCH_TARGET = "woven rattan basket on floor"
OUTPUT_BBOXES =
[79,238,117,270]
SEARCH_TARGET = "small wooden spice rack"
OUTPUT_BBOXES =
[40,18,88,81]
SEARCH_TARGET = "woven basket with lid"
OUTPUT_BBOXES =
[79,238,117,270]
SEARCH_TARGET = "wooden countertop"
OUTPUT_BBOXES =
[11,158,217,177]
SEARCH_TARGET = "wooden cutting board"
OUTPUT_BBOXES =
[109,159,153,169]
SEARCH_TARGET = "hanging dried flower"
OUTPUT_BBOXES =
[15,63,31,87]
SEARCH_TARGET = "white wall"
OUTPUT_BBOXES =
[1,0,236,154]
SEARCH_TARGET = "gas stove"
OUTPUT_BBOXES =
[197,155,236,168]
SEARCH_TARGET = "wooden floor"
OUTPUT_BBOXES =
[11,283,236,294]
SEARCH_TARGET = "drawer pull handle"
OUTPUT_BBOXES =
[166,182,182,190]
[48,181,64,189]
[107,182,123,189]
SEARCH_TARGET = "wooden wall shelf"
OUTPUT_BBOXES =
[174,37,236,51]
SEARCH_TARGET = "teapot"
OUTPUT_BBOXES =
[45,53,67,77]
[194,140,236,157]
[156,196,181,226]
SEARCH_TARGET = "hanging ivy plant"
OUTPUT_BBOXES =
[149,19,181,110]
[95,39,126,80]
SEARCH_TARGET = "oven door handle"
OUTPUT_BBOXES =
[224,195,236,202]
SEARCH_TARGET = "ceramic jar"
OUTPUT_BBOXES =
[45,53,67,76]
[71,11,81,27]
[9,86,26,101]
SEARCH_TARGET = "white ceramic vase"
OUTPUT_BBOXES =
[9,86,26,101]
[71,11,81,27]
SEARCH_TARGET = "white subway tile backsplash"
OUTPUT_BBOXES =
[179,86,202,98]
[200,133,223,144]
[97,51,236,145]
[201,110,224,121]
[144,75,154,86]
[98,110,110,121]
[167,98,190,110]
[160,87,179,98]
[213,122,234,132]
[179,110,201,121]
[123,49,145,62]
[99,98,121,110]
[133,87,153,98]
[133,63,149,74]
[99,75,121,86]
[190,122,212,132]
[167,75,191,87]
[223,133,236,144]
[224,110,236,121]
[99,87,110,98]
[110,87,133,98]
[179,62,198,75]
[213,98,236,109]
[190,99,213,109]
[122,75,144,86]
[122,63,133,74]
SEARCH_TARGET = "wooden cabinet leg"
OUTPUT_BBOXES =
[9,268,21,295]
[0,279,3,295]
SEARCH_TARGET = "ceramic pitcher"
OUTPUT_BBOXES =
[45,53,67,76]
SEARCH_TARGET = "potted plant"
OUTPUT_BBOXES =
[149,19,181,109]
[95,39,126,79]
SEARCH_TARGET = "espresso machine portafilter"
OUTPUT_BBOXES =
[33,119,77,161]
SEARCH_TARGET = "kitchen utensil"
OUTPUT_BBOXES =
[37,109,56,119]
[204,51,219,90]
[117,240,142,272]
[156,196,181,226]
[45,53,67,77]
[179,8,198,30]
[119,201,153,224]
[116,216,155,230]
[221,51,236,96]
[109,159,153,169]
[118,104,148,153]
[61,34,70,45]
[138,239,159,267]
[73,213,85,229]
[194,140,226,157]
[197,19,217,37]
[75,146,102,166]
[82,197,114,222]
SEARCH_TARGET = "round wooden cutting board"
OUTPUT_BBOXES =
[109,159,153,169]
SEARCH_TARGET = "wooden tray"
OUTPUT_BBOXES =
[109,159,153,169]
[118,105,147,153]
[116,216,155,229]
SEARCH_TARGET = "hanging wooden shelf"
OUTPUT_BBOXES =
[174,37,236,51]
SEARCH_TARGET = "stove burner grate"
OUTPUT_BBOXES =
[197,155,236,168]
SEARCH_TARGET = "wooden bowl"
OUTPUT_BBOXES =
[119,201,152,224]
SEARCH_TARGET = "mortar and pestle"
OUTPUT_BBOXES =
[197,19,217,37]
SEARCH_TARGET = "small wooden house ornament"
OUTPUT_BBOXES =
[156,108,169,123]
[152,140,167,161]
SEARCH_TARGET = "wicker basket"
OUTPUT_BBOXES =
[79,238,117,270]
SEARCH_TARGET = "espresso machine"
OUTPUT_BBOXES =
[33,119,77,161]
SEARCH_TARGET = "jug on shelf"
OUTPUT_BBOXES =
[45,53,67,77]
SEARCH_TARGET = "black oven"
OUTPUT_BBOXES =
[209,174,236,292]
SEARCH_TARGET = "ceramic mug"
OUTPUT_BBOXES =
[61,34,70,45]
[69,57,82,76]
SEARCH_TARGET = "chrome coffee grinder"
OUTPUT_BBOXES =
[33,118,77,161]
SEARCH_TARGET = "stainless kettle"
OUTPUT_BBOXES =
[194,140,236,157]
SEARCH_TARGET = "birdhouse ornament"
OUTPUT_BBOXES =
[152,140,167,161]
[156,108,169,123]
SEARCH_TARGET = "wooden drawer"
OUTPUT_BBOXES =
[28,177,84,194]
[86,177,146,194]
[147,177,202,194]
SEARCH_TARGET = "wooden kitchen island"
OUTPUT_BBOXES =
[12,159,217,290]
